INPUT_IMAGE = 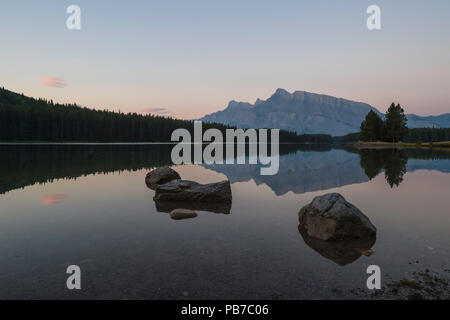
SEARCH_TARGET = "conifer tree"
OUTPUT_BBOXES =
[359,110,384,142]
[384,103,408,143]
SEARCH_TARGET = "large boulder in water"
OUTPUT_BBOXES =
[154,180,232,203]
[298,193,376,241]
[145,167,181,190]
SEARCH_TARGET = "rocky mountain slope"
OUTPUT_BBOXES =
[200,89,450,136]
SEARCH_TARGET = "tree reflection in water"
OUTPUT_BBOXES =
[359,149,408,188]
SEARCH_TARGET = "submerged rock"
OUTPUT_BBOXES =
[154,180,232,203]
[145,166,181,190]
[298,193,376,241]
[170,209,198,220]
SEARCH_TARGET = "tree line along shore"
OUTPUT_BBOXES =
[0,87,330,144]
[1,87,449,147]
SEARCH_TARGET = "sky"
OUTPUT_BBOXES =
[1,0,450,119]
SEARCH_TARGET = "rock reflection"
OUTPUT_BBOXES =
[154,201,231,215]
[298,226,376,266]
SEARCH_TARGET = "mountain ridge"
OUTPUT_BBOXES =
[200,89,450,136]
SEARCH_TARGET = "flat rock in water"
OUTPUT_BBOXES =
[298,193,376,241]
[145,166,181,190]
[170,209,197,220]
[154,180,232,203]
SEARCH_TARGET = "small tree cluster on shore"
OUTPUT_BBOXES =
[359,103,408,142]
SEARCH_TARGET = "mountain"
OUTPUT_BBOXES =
[200,89,450,136]
[406,113,450,129]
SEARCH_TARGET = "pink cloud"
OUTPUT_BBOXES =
[41,77,67,88]
[141,107,170,115]
[41,194,67,205]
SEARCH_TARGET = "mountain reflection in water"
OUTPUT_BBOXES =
[0,144,449,196]
[204,147,450,194]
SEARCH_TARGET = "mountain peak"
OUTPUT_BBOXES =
[254,98,264,105]
[226,100,252,110]
[271,88,291,99]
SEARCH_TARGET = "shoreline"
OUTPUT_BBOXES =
[345,141,450,150]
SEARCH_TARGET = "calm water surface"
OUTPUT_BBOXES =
[0,145,449,299]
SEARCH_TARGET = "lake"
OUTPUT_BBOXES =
[0,144,449,299]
